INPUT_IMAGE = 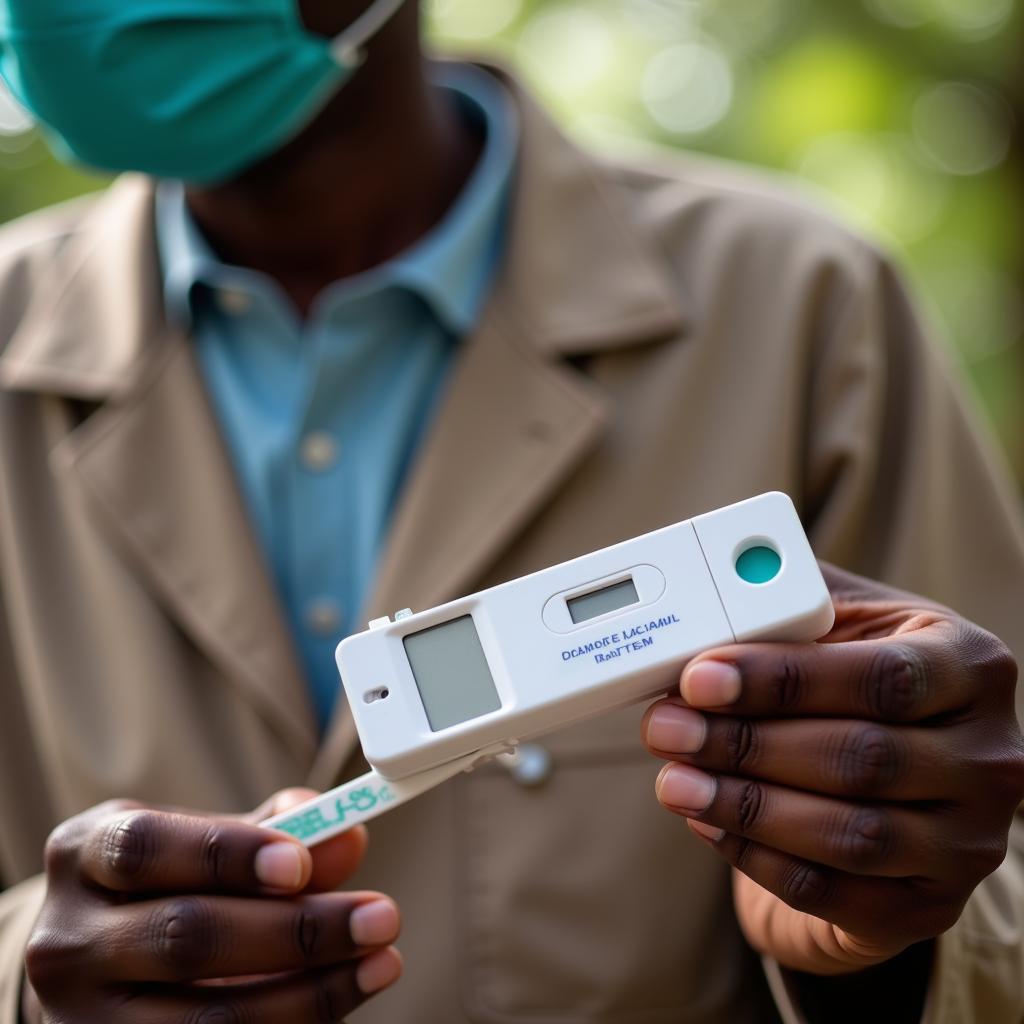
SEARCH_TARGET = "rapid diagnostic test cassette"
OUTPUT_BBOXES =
[265,492,834,845]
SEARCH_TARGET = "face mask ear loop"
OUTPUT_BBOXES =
[329,0,409,67]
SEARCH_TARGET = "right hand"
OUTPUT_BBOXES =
[22,793,402,1022]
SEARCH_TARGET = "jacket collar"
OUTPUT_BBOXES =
[0,66,686,398]
[0,175,161,398]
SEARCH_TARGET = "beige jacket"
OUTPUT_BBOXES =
[2,70,1024,1024]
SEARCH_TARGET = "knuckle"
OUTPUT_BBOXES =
[992,645,1019,691]
[769,656,806,712]
[724,719,759,774]
[101,811,159,883]
[314,980,337,1023]
[827,807,895,870]
[23,914,96,992]
[736,780,768,833]
[978,742,1024,809]
[966,836,1009,881]
[184,1003,253,1024]
[313,974,350,1023]
[732,837,757,873]
[829,724,904,795]
[24,928,71,992]
[951,621,1016,684]
[43,821,80,877]
[199,823,231,885]
[860,644,929,720]
[974,630,1019,693]
[294,908,321,961]
[149,897,221,976]
[1006,739,1024,800]
[779,861,835,913]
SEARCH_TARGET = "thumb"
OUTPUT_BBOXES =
[249,787,370,892]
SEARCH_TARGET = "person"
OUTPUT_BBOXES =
[1,0,1023,1021]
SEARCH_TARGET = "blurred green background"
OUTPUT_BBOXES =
[1,0,1021,481]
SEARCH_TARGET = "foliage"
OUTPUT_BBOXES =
[430,0,1024,480]
[1,0,1019,477]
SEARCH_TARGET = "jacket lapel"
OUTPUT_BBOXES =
[363,305,610,621]
[0,178,319,764]
[60,336,319,762]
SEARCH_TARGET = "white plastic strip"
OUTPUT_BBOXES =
[262,747,488,847]
[330,0,409,65]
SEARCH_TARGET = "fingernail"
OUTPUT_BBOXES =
[689,819,726,844]
[657,763,716,812]
[350,900,401,947]
[357,948,403,994]
[646,705,706,753]
[254,842,306,890]
[682,661,742,707]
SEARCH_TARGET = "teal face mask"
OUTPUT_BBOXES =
[0,0,406,183]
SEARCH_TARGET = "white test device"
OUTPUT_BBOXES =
[264,492,834,846]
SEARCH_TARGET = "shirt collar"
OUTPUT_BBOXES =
[155,61,519,337]
[157,180,222,330]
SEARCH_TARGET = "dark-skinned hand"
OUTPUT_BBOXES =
[642,563,1024,974]
[21,789,401,1022]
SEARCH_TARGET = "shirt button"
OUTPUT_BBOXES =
[305,599,343,637]
[500,744,554,788]
[300,431,339,472]
[216,287,253,316]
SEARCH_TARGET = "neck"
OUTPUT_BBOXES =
[185,56,482,315]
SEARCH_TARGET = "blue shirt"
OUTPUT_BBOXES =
[156,64,519,727]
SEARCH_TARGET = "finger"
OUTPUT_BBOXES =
[252,789,369,893]
[678,626,972,722]
[655,764,941,878]
[308,826,368,893]
[818,562,950,617]
[247,788,333,824]
[642,700,962,801]
[132,950,402,1024]
[106,891,400,983]
[688,825,959,949]
[81,808,314,896]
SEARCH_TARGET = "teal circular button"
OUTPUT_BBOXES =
[736,545,781,585]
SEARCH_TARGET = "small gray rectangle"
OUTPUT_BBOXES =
[403,616,501,732]
[567,578,640,624]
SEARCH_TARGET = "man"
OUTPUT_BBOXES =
[1,0,1023,1021]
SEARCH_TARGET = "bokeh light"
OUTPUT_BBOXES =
[0,81,32,138]
[912,81,1013,176]
[798,132,950,244]
[863,0,1016,38]
[430,0,523,40]
[641,41,734,135]
[517,6,617,99]
[933,0,1016,40]
[428,0,1023,479]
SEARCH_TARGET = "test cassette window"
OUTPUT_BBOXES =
[403,616,502,732]
[567,578,640,625]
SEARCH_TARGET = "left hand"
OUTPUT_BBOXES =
[642,564,1024,975]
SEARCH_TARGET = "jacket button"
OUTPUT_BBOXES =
[500,744,553,788]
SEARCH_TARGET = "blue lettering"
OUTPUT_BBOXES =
[563,613,680,666]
